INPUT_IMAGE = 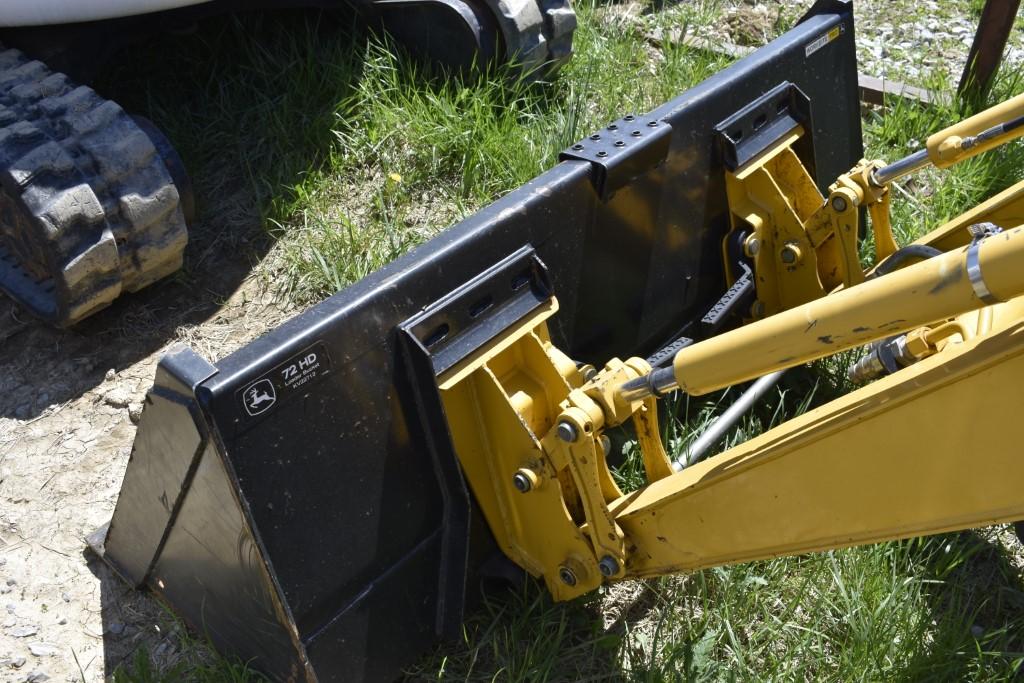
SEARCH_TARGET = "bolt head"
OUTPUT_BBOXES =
[596,150,608,158]
[780,244,802,264]
[557,421,578,443]
[830,195,848,212]
[590,133,601,141]
[598,556,620,577]
[559,566,577,586]
[512,472,532,493]
[743,235,761,257]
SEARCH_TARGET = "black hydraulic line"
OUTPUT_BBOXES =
[966,113,1024,148]
[870,244,943,278]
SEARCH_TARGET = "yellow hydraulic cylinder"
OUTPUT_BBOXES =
[666,226,1024,396]
[928,92,1024,168]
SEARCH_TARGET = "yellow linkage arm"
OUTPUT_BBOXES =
[612,294,1024,577]
[619,225,1024,398]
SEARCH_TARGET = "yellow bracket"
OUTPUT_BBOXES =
[723,129,904,315]
[435,102,1024,605]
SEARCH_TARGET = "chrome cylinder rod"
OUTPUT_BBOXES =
[870,148,929,186]
[618,365,677,402]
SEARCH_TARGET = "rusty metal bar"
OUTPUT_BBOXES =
[959,0,1022,97]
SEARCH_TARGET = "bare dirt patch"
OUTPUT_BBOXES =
[0,269,293,681]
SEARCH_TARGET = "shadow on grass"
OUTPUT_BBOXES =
[0,8,372,420]
[893,529,1024,681]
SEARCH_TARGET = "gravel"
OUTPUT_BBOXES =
[708,0,1023,89]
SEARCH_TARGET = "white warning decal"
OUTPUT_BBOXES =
[805,24,843,57]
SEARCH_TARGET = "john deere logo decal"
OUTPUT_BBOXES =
[242,379,277,416]
[234,342,333,426]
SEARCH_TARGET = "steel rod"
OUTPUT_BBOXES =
[673,370,786,471]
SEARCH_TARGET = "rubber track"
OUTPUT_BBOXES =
[484,0,577,75]
[0,45,187,326]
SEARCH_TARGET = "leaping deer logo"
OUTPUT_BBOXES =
[243,379,276,416]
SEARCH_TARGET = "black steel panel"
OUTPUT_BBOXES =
[154,441,310,681]
[102,3,862,681]
[103,347,216,586]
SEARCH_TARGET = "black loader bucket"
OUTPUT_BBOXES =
[92,1,862,680]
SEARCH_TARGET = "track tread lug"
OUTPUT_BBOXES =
[0,46,189,326]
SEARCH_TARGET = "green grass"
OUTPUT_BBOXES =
[101,1,1024,680]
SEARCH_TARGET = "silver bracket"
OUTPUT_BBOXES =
[966,222,1003,305]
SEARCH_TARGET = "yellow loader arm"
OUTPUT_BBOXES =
[439,95,1024,600]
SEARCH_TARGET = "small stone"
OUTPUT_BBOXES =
[25,671,49,682]
[9,625,36,637]
[6,579,16,586]
[0,586,10,595]
[128,403,144,424]
[27,643,58,657]
[14,404,30,419]
[104,369,116,381]
[60,594,69,604]
[103,389,130,409]
[2,616,15,627]
[2,656,26,668]
[56,618,66,626]
[6,604,15,613]
[107,622,125,636]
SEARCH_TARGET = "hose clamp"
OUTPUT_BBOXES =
[966,222,1003,305]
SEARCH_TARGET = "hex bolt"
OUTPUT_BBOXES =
[743,235,761,257]
[512,468,538,493]
[780,244,802,264]
[596,150,608,158]
[598,556,620,577]
[559,566,577,586]
[830,195,848,212]
[572,143,584,151]
[590,133,602,141]
[624,114,636,121]
[557,420,578,443]
[630,130,642,137]
[614,140,626,147]
[647,120,659,127]
[608,123,619,130]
